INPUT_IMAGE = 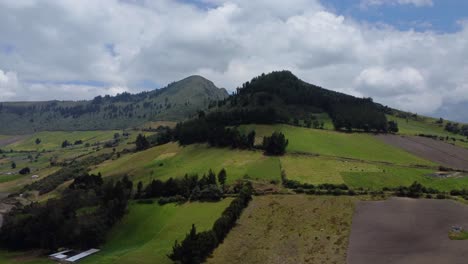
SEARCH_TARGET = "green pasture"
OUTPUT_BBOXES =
[242,124,435,166]
[82,199,232,264]
[92,143,281,184]
[5,131,120,151]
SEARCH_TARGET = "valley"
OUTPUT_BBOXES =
[0,71,467,264]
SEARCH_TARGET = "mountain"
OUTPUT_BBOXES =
[0,75,228,134]
[206,71,389,132]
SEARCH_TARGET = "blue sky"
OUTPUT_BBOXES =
[183,0,468,33]
[324,0,468,33]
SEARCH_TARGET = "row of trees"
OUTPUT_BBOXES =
[168,184,253,264]
[22,152,114,195]
[138,169,228,202]
[445,122,468,136]
[0,175,133,250]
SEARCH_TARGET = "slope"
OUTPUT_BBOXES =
[0,76,228,134]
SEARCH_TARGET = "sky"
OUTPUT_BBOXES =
[0,0,467,122]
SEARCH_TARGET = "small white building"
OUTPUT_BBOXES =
[49,249,100,263]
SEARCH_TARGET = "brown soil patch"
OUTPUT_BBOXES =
[347,197,468,264]
[206,195,356,264]
[0,135,26,147]
[376,135,468,170]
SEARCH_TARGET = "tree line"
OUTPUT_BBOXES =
[21,152,114,195]
[445,122,468,137]
[0,174,133,250]
[168,183,253,264]
[135,120,289,156]
[136,169,229,203]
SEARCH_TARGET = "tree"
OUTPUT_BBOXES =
[135,134,150,151]
[62,140,70,148]
[35,138,41,145]
[217,169,227,187]
[262,132,288,156]
[19,167,30,175]
[135,181,143,199]
[387,121,399,133]
[207,170,217,185]
[199,185,223,201]
[247,131,256,148]
[11,162,16,169]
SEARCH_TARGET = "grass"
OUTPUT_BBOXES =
[82,199,232,264]
[388,115,457,137]
[449,230,468,240]
[5,130,120,151]
[280,155,380,185]
[92,143,281,184]
[0,251,52,264]
[207,195,356,264]
[242,124,435,166]
[342,169,468,191]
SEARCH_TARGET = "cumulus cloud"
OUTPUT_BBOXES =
[0,0,467,121]
[0,69,19,101]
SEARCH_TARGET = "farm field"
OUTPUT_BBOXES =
[387,115,468,149]
[81,199,232,264]
[376,134,468,171]
[347,198,468,264]
[0,135,22,147]
[241,124,436,166]
[207,195,356,264]
[281,155,468,191]
[92,143,281,184]
[4,130,120,151]
[0,251,51,264]
[387,115,462,137]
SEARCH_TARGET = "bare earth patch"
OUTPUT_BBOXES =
[206,195,356,264]
[347,197,468,264]
[376,135,468,170]
[0,135,26,147]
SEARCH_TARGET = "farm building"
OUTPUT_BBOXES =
[49,248,99,263]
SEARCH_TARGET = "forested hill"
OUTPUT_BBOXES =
[0,75,228,134]
[210,71,389,132]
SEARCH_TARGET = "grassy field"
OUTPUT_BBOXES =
[343,169,468,191]
[92,143,281,184]
[242,124,435,166]
[387,115,457,137]
[5,130,120,151]
[0,251,51,264]
[82,199,232,264]
[280,155,380,185]
[207,195,356,264]
[280,155,468,191]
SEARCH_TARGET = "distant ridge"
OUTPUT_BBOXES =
[0,76,228,134]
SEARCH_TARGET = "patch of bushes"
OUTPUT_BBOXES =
[141,169,228,203]
[136,199,154,204]
[158,195,186,205]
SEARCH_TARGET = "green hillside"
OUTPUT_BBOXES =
[1,72,468,264]
[0,76,228,134]
[82,200,232,264]
[91,142,281,184]
[241,124,435,166]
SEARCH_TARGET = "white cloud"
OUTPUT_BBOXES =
[0,69,19,101]
[0,0,467,121]
[361,0,433,7]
